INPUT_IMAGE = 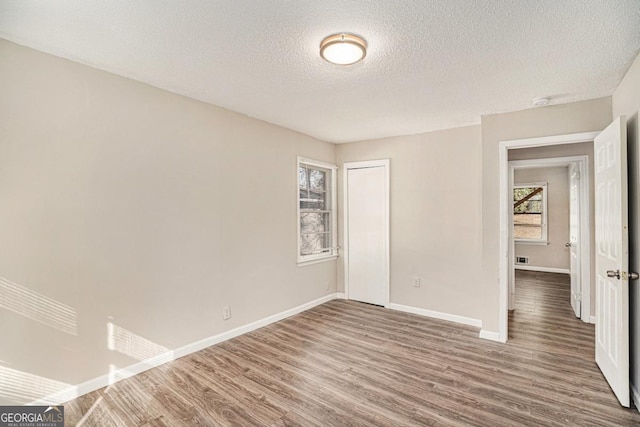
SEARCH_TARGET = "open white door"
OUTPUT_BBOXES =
[569,164,581,318]
[594,116,629,407]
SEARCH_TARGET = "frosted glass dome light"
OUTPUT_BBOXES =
[320,33,367,65]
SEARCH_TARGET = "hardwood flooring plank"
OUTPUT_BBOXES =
[62,270,640,426]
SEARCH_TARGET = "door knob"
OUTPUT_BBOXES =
[565,242,572,247]
[607,270,621,279]
[630,272,639,280]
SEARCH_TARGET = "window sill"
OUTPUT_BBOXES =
[297,255,338,267]
[514,240,550,246]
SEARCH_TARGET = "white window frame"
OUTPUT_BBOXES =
[297,157,338,266]
[513,182,548,244]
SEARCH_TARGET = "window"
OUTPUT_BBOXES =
[513,183,548,242]
[297,157,337,264]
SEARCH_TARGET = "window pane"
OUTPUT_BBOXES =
[300,190,326,210]
[516,200,542,214]
[514,225,542,240]
[300,233,331,256]
[514,187,541,201]
[300,212,330,234]
[299,165,329,210]
[298,160,335,261]
[309,169,326,192]
[299,166,307,189]
[514,187,543,214]
[514,213,541,226]
[514,185,544,240]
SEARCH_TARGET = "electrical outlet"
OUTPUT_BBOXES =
[222,306,231,320]
[413,276,421,288]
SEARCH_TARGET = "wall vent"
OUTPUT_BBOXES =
[515,256,529,265]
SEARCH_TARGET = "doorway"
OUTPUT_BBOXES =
[508,156,590,323]
[497,131,600,342]
[343,159,390,307]
[499,121,633,408]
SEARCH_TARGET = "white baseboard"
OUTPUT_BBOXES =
[590,316,596,324]
[388,303,482,328]
[515,265,570,274]
[30,292,338,406]
[632,383,640,413]
[336,292,346,299]
[479,329,505,343]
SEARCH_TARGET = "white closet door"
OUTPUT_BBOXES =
[346,163,388,306]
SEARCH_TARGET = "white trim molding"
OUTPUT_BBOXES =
[296,256,338,267]
[30,293,339,406]
[498,132,599,344]
[500,131,600,150]
[479,330,504,343]
[388,303,482,328]
[590,316,596,324]
[515,240,550,246]
[515,265,571,275]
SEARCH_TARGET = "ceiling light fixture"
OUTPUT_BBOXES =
[320,33,367,65]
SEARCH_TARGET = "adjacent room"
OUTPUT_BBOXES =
[1,1,640,425]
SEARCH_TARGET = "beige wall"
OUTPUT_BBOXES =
[336,125,483,321]
[0,40,337,404]
[514,167,570,271]
[509,142,595,314]
[612,52,640,398]
[481,97,612,332]
[3,34,636,406]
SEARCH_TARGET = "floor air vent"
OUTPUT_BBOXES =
[516,256,529,264]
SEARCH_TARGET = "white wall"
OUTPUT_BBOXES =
[612,52,640,402]
[336,125,484,321]
[514,166,570,271]
[0,39,337,404]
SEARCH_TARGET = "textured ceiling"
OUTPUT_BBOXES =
[1,1,639,143]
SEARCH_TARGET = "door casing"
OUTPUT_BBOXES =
[494,131,600,343]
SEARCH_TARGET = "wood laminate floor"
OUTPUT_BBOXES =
[64,271,640,426]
